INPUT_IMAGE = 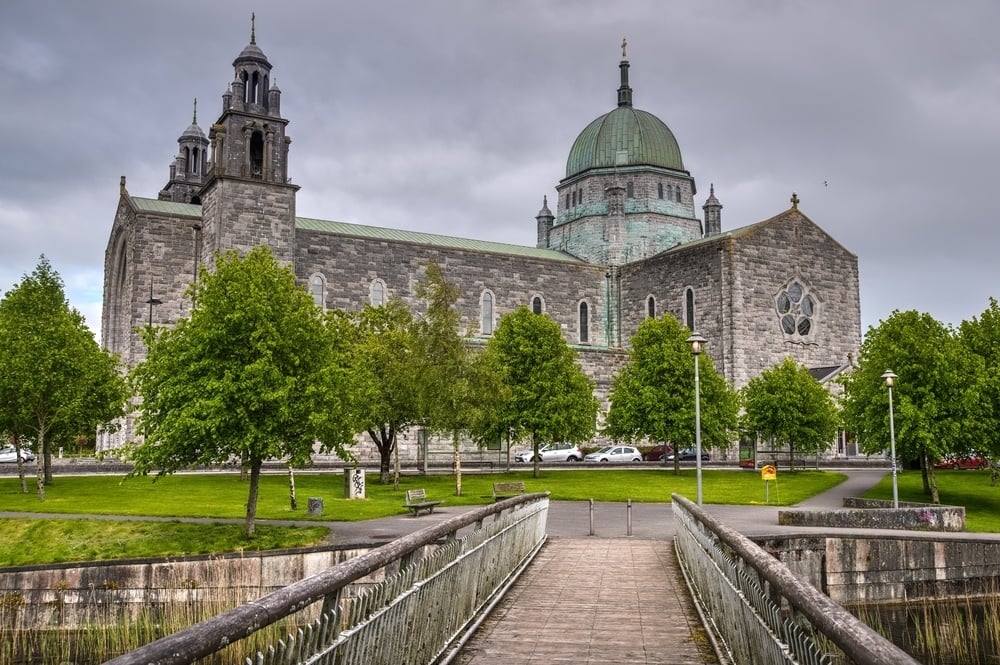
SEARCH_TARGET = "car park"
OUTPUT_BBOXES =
[933,455,988,470]
[0,445,36,463]
[513,443,583,463]
[584,445,642,463]
[642,444,673,462]
[666,448,710,462]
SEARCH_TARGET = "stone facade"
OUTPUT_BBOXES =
[100,29,861,458]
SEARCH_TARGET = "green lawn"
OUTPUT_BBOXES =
[0,468,843,566]
[862,468,1000,532]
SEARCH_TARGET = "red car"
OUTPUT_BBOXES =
[642,444,673,462]
[934,456,989,470]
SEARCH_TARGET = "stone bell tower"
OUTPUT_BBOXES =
[199,14,298,267]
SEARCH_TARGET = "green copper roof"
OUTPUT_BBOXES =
[131,198,582,263]
[132,197,202,217]
[297,217,585,263]
[565,106,685,178]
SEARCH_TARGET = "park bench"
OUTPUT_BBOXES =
[404,488,442,516]
[492,481,527,502]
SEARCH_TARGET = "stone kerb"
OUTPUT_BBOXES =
[778,497,966,532]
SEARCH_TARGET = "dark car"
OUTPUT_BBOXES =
[667,448,710,462]
[933,455,988,470]
[643,444,673,462]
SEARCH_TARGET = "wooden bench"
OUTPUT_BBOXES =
[492,481,527,502]
[404,488,442,516]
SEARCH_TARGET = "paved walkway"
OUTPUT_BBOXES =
[454,538,715,665]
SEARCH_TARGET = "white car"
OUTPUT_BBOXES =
[0,445,36,463]
[513,443,584,463]
[584,445,642,463]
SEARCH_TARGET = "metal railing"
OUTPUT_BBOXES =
[672,494,920,665]
[104,493,549,665]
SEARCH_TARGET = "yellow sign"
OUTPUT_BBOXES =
[761,465,777,481]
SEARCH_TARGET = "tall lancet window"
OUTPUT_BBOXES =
[685,288,696,330]
[481,291,495,336]
[579,301,589,343]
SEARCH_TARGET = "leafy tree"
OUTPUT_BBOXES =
[0,256,128,498]
[352,300,423,485]
[740,357,839,471]
[126,247,356,537]
[958,298,1000,485]
[841,310,981,503]
[604,314,737,474]
[414,262,479,495]
[482,306,599,478]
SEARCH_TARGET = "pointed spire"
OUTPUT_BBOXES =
[618,38,633,108]
[537,195,553,218]
[192,98,198,125]
[250,11,256,45]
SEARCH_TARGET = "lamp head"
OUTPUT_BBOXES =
[686,332,707,355]
[881,370,897,387]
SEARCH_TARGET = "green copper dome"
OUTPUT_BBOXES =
[565,57,685,178]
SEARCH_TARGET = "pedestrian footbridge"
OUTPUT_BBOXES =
[104,494,916,665]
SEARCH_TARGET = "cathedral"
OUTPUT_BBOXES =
[100,27,862,458]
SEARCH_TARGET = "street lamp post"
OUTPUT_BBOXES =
[146,281,162,328]
[687,332,707,505]
[882,370,899,508]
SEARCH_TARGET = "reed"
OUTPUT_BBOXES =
[850,587,1000,664]
[0,556,316,664]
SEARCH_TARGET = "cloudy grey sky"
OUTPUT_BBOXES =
[2,1,998,340]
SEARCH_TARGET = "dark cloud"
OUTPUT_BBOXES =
[2,0,998,338]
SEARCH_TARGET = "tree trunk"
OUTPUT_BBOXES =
[393,431,400,491]
[288,465,297,510]
[928,465,940,505]
[920,451,932,496]
[531,432,540,479]
[453,430,462,496]
[367,426,395,484]
[245,460,262,538]
[35,421,47,500]
[43,442,53,484]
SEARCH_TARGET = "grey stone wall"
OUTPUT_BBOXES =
[758,533,1000,606]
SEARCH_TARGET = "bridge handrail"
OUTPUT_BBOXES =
[104,492,549,665]
[672,494,920,665]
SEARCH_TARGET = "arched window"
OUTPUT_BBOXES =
[370,279,386,307]
[626,181,634,198]
[658,183,664,199]
[647,295,655,318]
[191,147,201,175]
[481,291,495,336]
[684,288,695,330]
[249,130,264,177]
[532,296,543,315]
[579,301,589,343]
[310,274,325,308]
[674,186,682,203]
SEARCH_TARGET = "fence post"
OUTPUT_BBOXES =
[627,499,632,537]
[589,498,595,536]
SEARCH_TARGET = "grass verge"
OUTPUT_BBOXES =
[1,467,845,566]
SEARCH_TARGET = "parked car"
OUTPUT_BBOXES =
[933,455,988,470]
[642,444,673,462]
[513,442,583,463]
[0,445,36,463]
[584,445,642,463]
[667,448,710,462]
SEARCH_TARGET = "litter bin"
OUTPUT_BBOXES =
[307,497,324,516]
[344,467,366,499]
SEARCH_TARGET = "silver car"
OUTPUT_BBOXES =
[513,443,584,463]
[584,445,642,463]
[0,445,35,463]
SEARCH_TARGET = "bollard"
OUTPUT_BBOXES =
[589,498,595,536]
[627,498,632,537]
